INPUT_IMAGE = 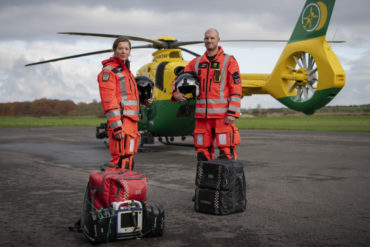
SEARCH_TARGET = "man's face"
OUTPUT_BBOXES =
[204,30,220,52]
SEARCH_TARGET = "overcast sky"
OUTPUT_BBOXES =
[0,0,369,109]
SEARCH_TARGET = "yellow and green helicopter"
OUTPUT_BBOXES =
[26,0,345,145]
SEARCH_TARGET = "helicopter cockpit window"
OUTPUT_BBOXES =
[169,51,180,58]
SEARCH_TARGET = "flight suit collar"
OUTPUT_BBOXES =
[202,46,225,63]
[102,57,131,72]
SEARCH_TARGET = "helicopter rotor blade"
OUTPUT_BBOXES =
[25,44,155,66]
[220,39,345,43]
[25,49,112,66]
[58,32,164,46]
[179,47,200,57]
[176,41,204,46]
[132,44,155,49]
[176,39,344,47]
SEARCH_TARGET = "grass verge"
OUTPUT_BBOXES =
[235,115,370,132]
[1,115,369,132]
[0,116,104,128]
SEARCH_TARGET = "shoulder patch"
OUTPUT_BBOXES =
[232,72,241,84]
[102,72,110,81]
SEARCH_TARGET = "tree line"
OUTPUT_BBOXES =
[0,98,104,117]
[1,98,369,117]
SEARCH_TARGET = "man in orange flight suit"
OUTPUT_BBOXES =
[172,28,242,161]
[98,36,152,169]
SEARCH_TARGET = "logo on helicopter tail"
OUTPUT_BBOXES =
[301,1,327,32]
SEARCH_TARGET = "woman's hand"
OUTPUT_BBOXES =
[145,98,154,105]
[114,132,124,139]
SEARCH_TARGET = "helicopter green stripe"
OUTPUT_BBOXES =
[277,87,342,115]
[139,99,196,137]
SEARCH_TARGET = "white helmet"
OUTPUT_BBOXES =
[135,76,154,104]
[174,72,200,99]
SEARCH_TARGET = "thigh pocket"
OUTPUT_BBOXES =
[215,128,231,147]
[194,129,207,148]
[108,129,122,156]
[125,131,141,155]
[231,125,241,146]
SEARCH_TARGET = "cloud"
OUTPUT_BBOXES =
[0,0,369,109]
[329,48,370,106]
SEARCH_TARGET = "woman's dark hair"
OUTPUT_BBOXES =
[112,36,132,51]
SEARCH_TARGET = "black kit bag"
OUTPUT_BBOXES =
[141,203,165,237]
[194,159,247,215]
[79,182,115,244]
[83,207,116,243]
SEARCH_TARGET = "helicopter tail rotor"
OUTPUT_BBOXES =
[262,0,345,115]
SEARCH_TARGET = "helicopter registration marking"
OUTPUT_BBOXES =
[155,54,168,60]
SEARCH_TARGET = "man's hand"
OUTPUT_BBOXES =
[114,132,124,139]
[173,92,187,102]
[225,115,236,124]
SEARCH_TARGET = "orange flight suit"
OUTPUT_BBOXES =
[172,46,242,161]
[97,57,141,169]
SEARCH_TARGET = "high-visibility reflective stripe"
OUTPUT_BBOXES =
[194,54,240,116]
[103,66,114,71]
[122,100,139,106]
[110,120,122,129]
[196,98,228,104]
[105,110,120,119]
[103,66,128,102]
[104,66,139,117]
[196,108,228,114]
[230,96,241,103]
[123,110,139,116]
[117,72,127,101]
[196,133,203,145]
[218,133,227,145]
[220,55,230,100]
[228,105,240,113]
[194,57,201,75]
[122,100,139,117]
[129,138,135,153]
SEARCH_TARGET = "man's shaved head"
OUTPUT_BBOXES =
[204,28,220,39]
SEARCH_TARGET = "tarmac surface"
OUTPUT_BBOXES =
[0,127,369,247]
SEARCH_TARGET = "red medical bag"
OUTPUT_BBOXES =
[88,168,147,210]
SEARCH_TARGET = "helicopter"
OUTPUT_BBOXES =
[26,0,345,146]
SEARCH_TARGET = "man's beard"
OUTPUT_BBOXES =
[206,44,217,52]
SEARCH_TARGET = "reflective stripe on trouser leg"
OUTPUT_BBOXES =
[108,117,139,167]
[214,119,239,160]
[194,118,215,160]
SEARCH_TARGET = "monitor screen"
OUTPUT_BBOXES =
[120,212,137,228]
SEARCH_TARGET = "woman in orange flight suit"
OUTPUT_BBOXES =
[97,36,152,169]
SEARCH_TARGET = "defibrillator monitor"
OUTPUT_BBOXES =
[116,210,143,234]
[112,200,143,236]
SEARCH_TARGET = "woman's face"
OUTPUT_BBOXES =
[114,41,131,61]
